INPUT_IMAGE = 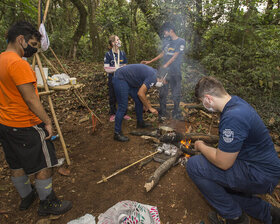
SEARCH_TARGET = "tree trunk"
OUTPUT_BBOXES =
[69,0,87,60]
[87,0,102,60]
[193,0,203,58]
[134,0,161,35]
[128,0,137,63]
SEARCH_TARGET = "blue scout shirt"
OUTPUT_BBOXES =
[162,37,186,75]
[115,64,157,90]
[218,96,280,177]
[104,50,127,73]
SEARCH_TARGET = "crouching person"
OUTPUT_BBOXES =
[186,76,280,224]
[113,64,159,142]
[0,21,72,215]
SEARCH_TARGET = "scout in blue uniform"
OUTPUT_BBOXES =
[141,22,186,120]
[186,76,280,224]
[104,35,131,122]
[112,64,160,142]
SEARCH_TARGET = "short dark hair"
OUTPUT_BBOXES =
[161,22,176,33]
[195,76,227,99]
[7,21,41,43]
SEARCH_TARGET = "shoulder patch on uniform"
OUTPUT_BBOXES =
[180,45,185,51]
[222,129,234,143]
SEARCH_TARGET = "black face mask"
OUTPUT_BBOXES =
[21,43,38,57]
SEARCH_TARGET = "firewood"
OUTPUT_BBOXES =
[141,136,160,144]
[199,110,212,119]
[184,133,219,143]
[151,102,203,109]
[144,151,183,192]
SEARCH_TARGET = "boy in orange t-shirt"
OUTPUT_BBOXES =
[0,21,72,216]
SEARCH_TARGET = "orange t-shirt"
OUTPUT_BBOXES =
[0,51,42,127]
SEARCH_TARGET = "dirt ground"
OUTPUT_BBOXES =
[0,60,279,224]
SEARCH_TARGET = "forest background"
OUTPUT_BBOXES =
[0,0,279,132]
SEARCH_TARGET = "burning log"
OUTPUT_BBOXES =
[144,150,183,192]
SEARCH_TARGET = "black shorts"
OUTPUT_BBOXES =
[0,122,58,175]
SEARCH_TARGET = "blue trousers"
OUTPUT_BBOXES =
[108,73,117,115]
[112,77,143,133]
[186,155,279,223]
[159,74,181,116]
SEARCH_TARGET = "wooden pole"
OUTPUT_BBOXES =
[49,47,69,74]
[97,151,159,184]
[73,89,103,124]
[38,0,41,28]
[42,0,51,24]
[39,90,55,96]
[32,56,36,70]
[35,53,71,165]
[40,52,60,74]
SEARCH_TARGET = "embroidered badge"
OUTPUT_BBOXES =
[180,45,185,51]
[222,129,234,143]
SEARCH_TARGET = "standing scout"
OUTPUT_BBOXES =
[104,35,131,122]
[0,21,72,215]
[141,22,186,121]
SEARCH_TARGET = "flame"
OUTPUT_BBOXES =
[181,139,191,148]
[181,122,191,148]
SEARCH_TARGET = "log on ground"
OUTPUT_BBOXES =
[144,151,183,192]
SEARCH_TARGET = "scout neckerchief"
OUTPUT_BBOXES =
[112,49,120,70]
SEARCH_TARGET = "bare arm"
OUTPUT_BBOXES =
[137,84,158,115]
[163,52,179,68]
[141,51,164,64]
[17,83,53,139]
[194,140,239,170]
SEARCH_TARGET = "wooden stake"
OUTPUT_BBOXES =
[35,53,71,165]
[49,47,69,74]
[97,151,159,184]
[42,0,50,24]
[73,89,103,124]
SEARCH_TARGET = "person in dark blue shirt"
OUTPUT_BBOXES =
[104,35,131,122]
[141,22,186,121]
[186,76,280,224]
[112,64,159,142]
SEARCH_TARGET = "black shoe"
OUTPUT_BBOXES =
[137,121,152,128]
[114,132,129,142]
[271,205,280,224]
[38,191,72,216]
[208,211,249,224]
[19,185,37,210]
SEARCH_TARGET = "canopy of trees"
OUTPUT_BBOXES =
[0,0,279,130]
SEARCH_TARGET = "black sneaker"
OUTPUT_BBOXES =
[114,132,129,142]
[271,205,280,224]
[208,211,249,224]
[137,121,152,128]
[19,185,37,210]
[38,191,72,216]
